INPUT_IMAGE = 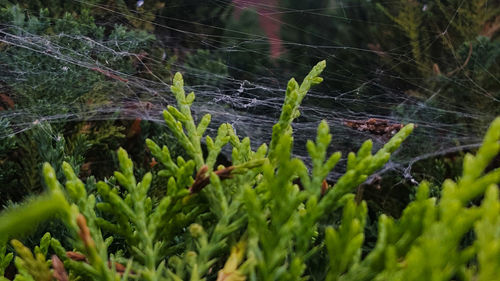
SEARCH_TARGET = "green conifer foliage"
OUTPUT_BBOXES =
[0,62,499,280]
[377,0,428,71]
[376,0,500,139]
[0,3,162,206]
[377,0,500,76]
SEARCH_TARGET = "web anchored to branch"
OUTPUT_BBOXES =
[0,0,498,185]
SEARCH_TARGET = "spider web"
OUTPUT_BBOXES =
[0,0,498,184]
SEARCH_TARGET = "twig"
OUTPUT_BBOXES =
[91,67,129,83]
[52,255,69,281]
[189,165,235,194]
[447,42,473,76]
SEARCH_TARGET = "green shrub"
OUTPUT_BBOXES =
[0,4,156,116]
[376,0,500,126]
[0,62,499,280]
[0,3,173,206]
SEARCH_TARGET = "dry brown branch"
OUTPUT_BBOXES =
[66,251,132,275]
[76,214,94,248]
[447,42,473,76]
[481,15,500,38]
[189,165,235,194]
[90,67,129,83]
[52,255,69,281]
[343,118,405,138]
[0,93,14,109]
[321,179,329,196]
[66,251,86,261]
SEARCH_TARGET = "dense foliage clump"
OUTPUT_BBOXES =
[0,2,175,205]
[0,1,499,280]
[0,61,499,280]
